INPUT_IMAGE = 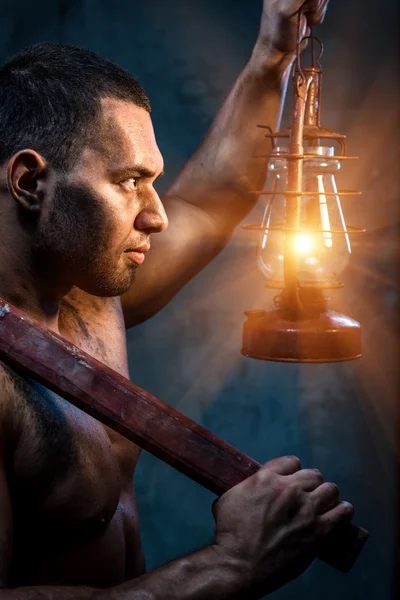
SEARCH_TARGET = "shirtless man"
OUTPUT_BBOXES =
[0,1,355,598]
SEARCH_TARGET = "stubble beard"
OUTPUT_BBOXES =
[33,180,138,297]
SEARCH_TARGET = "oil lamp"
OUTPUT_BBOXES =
[242,23,364,363]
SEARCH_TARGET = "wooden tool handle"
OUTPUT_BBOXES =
[0,298,368,572]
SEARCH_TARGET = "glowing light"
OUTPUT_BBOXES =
[294,234,314,254]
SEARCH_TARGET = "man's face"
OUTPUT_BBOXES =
[35,98,167,297]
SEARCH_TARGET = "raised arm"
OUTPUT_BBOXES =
[121,0,329,328]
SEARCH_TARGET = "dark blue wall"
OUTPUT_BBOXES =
[1,1,398,598]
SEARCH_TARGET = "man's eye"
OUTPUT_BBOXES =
[121,177,138,190]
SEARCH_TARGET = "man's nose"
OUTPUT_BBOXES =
[135,189,168,234]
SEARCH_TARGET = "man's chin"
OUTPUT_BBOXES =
[76,270,137,298]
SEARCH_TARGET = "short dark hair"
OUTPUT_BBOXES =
[0,43,151,171]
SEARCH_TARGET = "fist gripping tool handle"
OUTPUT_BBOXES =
[0,298,368,572]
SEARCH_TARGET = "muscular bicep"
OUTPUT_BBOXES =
[121,196,228,328]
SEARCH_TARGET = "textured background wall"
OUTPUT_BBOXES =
[1,1,399,598]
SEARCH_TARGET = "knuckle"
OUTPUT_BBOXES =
[260,459,278,473]
[300,497,317,525]
[286,455,301,470]
[284,478,298,493]
[255,467,270,483]
[311,468,322,477]
[274,477,293,497]
[339,501,355,519]
[325,482,340,498]
[282,478,302,500]
[253,467,276,489]
[311,468,324,482]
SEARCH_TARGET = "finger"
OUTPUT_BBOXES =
[318,501,354,535]
[288,468,324,491]
[280,0,309,18]
[303,0,329,26]
[260,455,301,476]
[310,482,340,514]
[298,14,309,39]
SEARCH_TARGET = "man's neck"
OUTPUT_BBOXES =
[0,257,70,334]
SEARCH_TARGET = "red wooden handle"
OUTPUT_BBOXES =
[0,298,368,572]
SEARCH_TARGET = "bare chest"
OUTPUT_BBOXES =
[8,292,144,586]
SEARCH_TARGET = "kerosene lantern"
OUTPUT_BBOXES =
[242,27,364,363]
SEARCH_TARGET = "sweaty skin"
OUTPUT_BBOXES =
[0,2,354,599]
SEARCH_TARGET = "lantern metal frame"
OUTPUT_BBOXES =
[241,21,364,363]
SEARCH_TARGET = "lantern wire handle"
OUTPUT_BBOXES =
[297,34,324,71]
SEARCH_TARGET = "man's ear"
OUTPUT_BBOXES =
[6,149,48,213]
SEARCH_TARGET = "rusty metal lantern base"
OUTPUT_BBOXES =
[242,308,362,363]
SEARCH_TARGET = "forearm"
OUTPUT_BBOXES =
[0,547,250,600]
[163,44,295,235]
[107,546,249,600]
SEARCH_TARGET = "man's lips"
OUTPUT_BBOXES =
[124,243,150,265]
